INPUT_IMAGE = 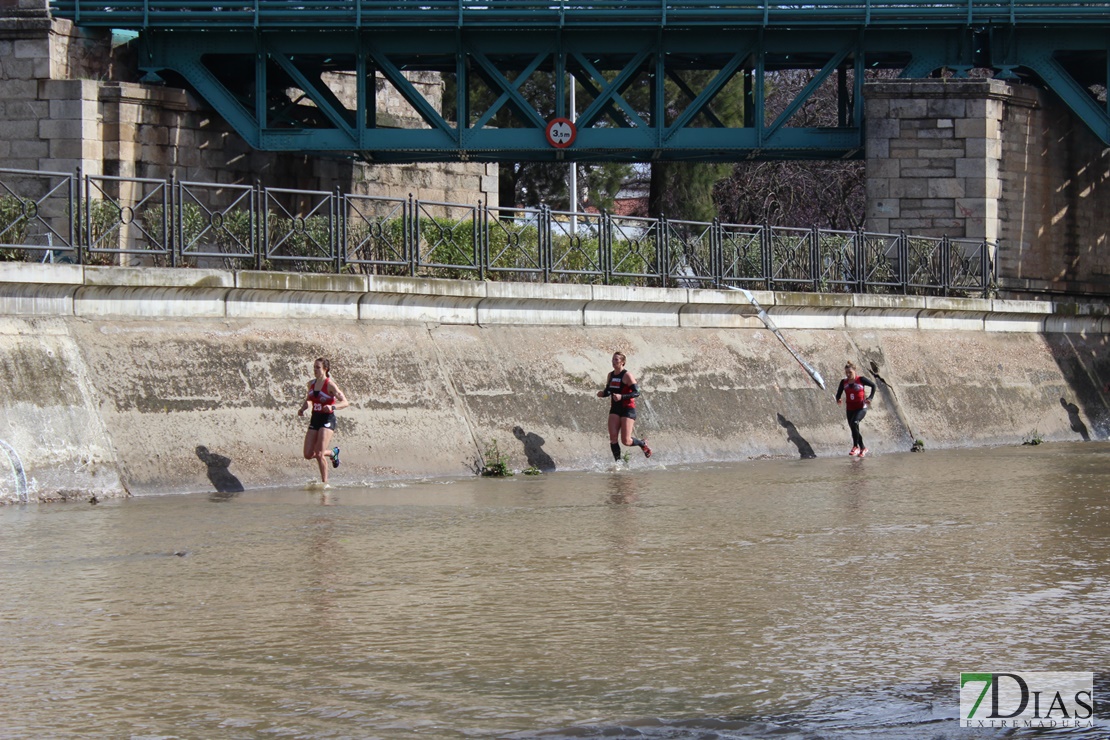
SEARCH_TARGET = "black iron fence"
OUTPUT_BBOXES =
[0,166,996,296]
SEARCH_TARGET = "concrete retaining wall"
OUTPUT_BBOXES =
[1,263,1107,503]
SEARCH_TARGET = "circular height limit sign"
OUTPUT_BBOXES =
[545,118,577,148]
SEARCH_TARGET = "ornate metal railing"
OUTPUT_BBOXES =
[0,167,996,296]
[51,0,1110,30]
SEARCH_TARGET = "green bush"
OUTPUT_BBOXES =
[0,195,31,261]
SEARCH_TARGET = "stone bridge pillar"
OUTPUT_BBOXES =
[865,79,1110,297]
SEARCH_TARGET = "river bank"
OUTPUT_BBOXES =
[1,263,1107,502]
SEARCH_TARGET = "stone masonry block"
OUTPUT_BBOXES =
[49,139,102,160]
[864,98,891,117]
[1,58,40,80]
[954,118,988,139]
[867,117,900,139]
[890,179,929,198]
[868,159,901,179]
[914,148,964,162]
[13,39,50,60]
[38,78,97,101]
[866,178,891,198]
[888,99,928,118]
[0,79,38,99]
[14,140,49,159]
[928,179,965,198]
[902,166,955,178]
[927,98,968,118]
[865,199,901,217]
[1,120,41,139]
[33,56,51,79]
[48,98,98,121]
[964,177,1001,199]
[956,158,998,179]
[916,127,956,139]
[965,137,1002,160]
[39,118,88,139]
[866,138,890,159]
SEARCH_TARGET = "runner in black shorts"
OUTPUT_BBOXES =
[297,357,349,485]
[596,351,652,462]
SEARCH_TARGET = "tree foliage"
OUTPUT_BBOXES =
[712,68,873,229]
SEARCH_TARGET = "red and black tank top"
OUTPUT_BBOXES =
[607,369,636,409]
[307,379,336,413]
[843,378,868,411]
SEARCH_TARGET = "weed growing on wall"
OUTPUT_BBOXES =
[479,439,514,477]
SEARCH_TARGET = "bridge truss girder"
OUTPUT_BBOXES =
[138,26,1108,162]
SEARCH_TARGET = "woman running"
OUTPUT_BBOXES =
[835,361,876,457]
[596,351,652,462]
[298,357,349,484]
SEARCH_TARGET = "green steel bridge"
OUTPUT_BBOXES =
[49,0,1110,162]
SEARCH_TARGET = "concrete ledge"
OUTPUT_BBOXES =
[237,270,368,293]
[73,286,229,318]
[992,298,1053,315]
[590,284,688,304]
[924,296,993,313]
[917,310,986,331]
[0,262,83,285]
[689,287,775,307]
[0,283,77,315]
[678,305,767,329]
[586,284,688,326]
[359,292,481,324]
[679,287,771,327]
[584,300,681,327]
[366,275,487,298]
[0,263,1106,332]
[85,266,233,289]
[226,289,360,320]
[767,292,852,329]
[1044,315,1105,334]
[846,294,926,329]
[984,314,1047,333]
[478,282,591,325]
[478,297,587,325]
[918,296,990,331]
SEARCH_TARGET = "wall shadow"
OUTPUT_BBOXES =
[196,445,245,500]
[777,413,817,459]
[513,426,556,471]
[1045,334,1109,440]
[1061,397,1092,441]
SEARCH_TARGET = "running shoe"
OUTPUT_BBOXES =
[332,446,341,468]
[849,446,860,456]
[642,441,653,458]
[859,447,869,458]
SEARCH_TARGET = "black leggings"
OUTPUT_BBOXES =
[846,408,867,448]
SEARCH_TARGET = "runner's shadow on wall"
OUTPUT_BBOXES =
[513,426,556,471]
[1061,397,1091,441]
[196,445,245,500]
[777,413,817,459]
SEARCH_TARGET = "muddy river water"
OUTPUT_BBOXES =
[3,442,1109,739]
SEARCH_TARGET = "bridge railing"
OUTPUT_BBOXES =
[0,166,996,297]
[50,0,1110,28]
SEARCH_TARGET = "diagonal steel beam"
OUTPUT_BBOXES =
[363,38,456,137]
[664,46,752,141]
[574,48,653,130]
[765,44,853,140]
[467,46,551,130]
[268,49,357,144]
